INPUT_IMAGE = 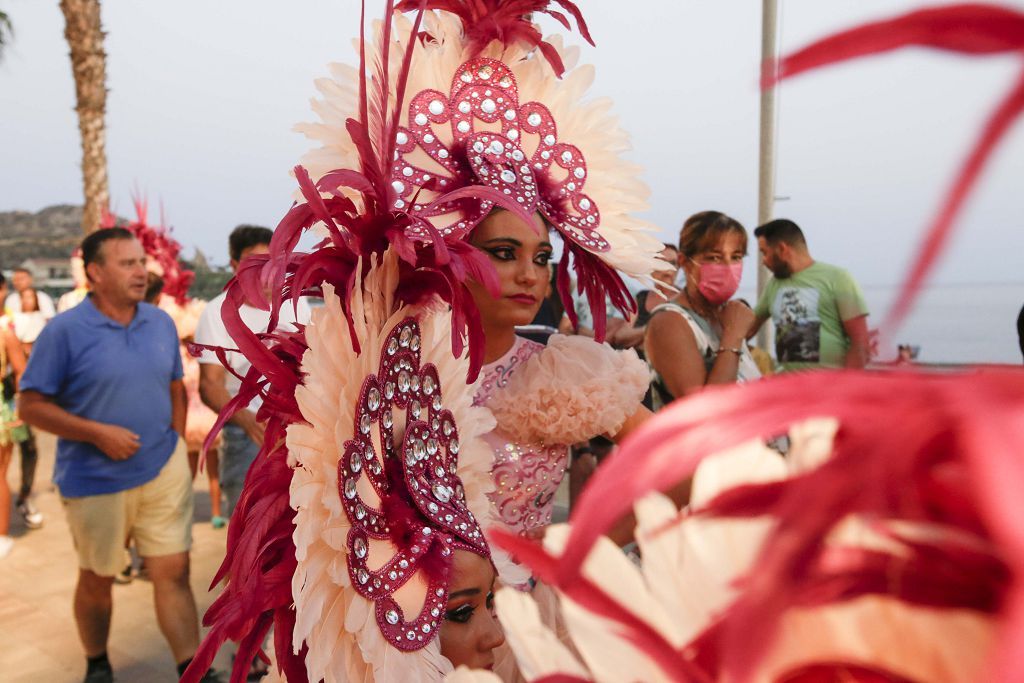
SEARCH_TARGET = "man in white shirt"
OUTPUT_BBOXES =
[5,268,56,319]
[194,226,311,516]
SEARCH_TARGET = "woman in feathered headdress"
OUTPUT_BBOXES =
[183,2,674,681]
[295,0,678,560]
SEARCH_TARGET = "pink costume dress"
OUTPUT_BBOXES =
[473,334,650,537]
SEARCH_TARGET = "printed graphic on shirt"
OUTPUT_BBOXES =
[773,287,821,363]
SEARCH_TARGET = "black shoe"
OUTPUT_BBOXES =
[83,663,113,683]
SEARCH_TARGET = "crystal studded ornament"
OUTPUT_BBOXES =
[338,318,489,651]
[392,57,608,252]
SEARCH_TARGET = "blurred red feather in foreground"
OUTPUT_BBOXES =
[492,367,1024,681]
[762,3,1024,336]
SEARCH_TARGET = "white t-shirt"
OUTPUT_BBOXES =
[6,291,56,319]
[12,311,47,344]
[193,291,312,410]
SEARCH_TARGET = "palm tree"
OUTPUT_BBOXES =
[59,0,109,234]
[0,10,13,60]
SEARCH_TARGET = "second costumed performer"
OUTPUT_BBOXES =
[184,1,668,681]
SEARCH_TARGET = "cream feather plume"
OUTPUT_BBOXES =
[289,251,505,683]
[294,10,667,297]
[457,416,999,682]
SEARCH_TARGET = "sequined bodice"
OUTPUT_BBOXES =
[474,337,569,535]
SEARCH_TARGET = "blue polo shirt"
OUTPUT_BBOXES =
[20,296,183,497]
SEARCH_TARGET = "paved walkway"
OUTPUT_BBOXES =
[3,433,572,682]
[2,431,233,683]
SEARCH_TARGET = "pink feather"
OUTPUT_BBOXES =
[763,3,1024,336]
[494,368,1024,680]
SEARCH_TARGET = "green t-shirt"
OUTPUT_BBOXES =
[754,261,868,371]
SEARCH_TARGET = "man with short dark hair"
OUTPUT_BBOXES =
[195,225,310,517]
[18,228,222,683]
[749,219,870,370]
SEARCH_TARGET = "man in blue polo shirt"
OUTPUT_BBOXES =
[19,228,221,683]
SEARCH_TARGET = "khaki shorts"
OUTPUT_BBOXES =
[63,438,193,577]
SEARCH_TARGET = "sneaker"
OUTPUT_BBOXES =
[0,535,13,559]
[82,663,113,683]
[211,515,228,529]
[16,499,44,529]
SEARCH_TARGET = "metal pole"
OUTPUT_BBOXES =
[756,0,778,352]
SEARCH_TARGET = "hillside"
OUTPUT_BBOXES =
[0,205,85,270]
[0,205,231,299]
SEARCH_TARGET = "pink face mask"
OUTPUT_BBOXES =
[696,261,743,305]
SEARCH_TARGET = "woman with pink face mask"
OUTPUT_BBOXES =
[644,211,761,407]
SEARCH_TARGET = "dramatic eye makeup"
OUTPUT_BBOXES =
[445,586,482,623]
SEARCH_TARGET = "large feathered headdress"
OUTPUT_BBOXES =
[183,1,652,680]
[295,1,666,338]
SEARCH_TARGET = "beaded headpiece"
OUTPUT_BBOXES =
[297,3,668,337]
[341,317,489,651]
[393,57,606,254]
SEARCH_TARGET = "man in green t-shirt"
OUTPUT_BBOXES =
[749,219,870,371]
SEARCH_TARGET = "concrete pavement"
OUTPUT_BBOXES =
[2,432,572,683]
[1,431,233,683]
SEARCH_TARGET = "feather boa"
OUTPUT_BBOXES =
[485,335,648,444]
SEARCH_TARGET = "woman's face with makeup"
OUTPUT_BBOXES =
[438,550,504,670]
[467,210,552,334]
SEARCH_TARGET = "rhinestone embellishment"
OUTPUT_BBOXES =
[338,319,488,653]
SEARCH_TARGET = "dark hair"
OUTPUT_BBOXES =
[229,225,273,262]
[20,288,39,312]
[13,267,31,276]
[0,272,6,288]
[678,211,747,258]
[661,242,678,253]
[145,271,165,304]
[81,227,136,271]
[754,218,806,248]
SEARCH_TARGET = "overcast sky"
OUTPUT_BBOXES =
[1,0,1022,293]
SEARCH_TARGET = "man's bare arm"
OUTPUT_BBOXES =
[198,363,264,445]
[19,390,139,460]
[747,313,768,341]
[171,379,187,438]
[842,315,870,369]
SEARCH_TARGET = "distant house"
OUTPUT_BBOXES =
[19,257,74,290]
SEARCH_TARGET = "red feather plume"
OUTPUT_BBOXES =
[762,3,1024,336]
[491,367,1024,681]
[396,0,594,76]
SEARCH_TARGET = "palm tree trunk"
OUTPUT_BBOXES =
[60,0,109,234]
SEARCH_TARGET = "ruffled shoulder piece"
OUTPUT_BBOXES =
[485,334,648,445]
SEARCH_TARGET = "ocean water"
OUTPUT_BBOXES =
[731,280,1022,366]
[860,282,1023,365]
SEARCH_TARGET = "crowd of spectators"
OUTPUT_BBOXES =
[1,213,873,682]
